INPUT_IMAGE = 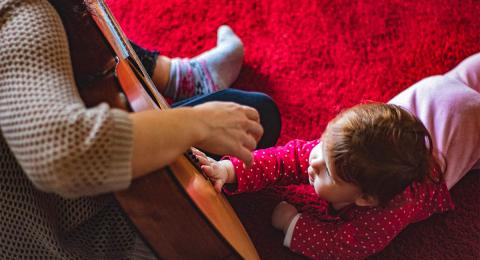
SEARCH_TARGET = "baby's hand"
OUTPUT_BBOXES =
[272,201,298,233]
[192,148,231,192]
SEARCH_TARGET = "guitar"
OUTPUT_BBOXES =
[49,0,260,259]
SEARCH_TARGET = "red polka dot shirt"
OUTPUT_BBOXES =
[224,139,454,259]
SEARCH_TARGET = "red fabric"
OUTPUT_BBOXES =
[106,0,480,258]
[226,139,453,259]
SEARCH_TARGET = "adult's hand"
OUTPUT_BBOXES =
[193,101,263,166]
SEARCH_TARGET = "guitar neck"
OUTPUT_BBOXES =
[90,0,170,110]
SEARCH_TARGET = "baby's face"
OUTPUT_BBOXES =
[308,139,363,209]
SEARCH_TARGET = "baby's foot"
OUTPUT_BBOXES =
[165,25,244,101]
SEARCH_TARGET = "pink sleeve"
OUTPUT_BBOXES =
[287,207,412,259]
[445,52,480,92]
[388,71,480,189]
[224,139,319,194]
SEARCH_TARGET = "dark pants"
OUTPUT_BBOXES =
[172,89,281,152]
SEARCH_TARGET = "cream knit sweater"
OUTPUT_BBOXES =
[0,0,141,258]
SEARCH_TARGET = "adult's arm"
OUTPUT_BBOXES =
[0,0,262,198]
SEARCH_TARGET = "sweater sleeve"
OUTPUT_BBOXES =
[224,139,319,194]
[0,0,134,198]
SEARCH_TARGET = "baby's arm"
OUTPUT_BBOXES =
[195,139,319,193]
[280,207,411,259]
[272,201,299,233]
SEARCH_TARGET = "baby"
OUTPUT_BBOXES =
[194,52,480,259]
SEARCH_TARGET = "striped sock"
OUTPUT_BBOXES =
[165,25,244,101]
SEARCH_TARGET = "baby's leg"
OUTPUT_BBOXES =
[388,73,480,189]
[445,53,480,93]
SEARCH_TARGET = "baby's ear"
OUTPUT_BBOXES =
[354,194,379,207]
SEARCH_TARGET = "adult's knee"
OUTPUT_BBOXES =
[245,92,282,148]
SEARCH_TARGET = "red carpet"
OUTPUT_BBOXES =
[106,0,480,258]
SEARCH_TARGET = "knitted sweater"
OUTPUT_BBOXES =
[0,0,140,258]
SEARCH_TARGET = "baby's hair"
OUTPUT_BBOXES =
[324,103,443,206]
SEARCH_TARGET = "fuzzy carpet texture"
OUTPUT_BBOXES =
[106,0,480,259]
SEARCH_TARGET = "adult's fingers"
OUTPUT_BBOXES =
[245,120,264,142]
[241,105,260,122]
[242,132,257,151]
[234,146,253,167]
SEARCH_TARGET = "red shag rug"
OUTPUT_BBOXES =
[106,0,480,258]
